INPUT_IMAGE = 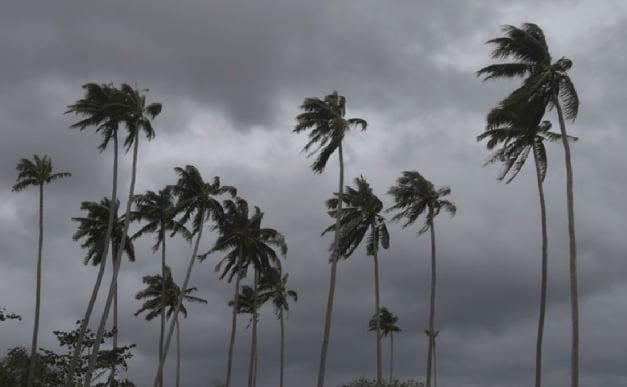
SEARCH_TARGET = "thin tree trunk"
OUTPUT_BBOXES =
[248,270,259,387]
[107,276,119,386]
[154,212,206,387]
[425,209,436,387]
[533,149,549,387]
[316,143,344,387]
[85,132,140,387]
[226,247,244,387]
[371,223,382,385]
[159,232,167,387]
[176,317,181,387]
[65,135,119,387]
[433,333,437,387]
[554,98,578,387]
[389,332,394,384]
[279,309,285,387]
[26,184,44,387]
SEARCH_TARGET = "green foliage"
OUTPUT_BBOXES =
[0,322,136,386]
[0,307,21,322]
[340,377,423,387]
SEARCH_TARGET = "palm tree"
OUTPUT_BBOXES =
[135,266,208,387]
[133,187,192,387]
[478,104,576,387]
[477,23,580,387]
[12,154,70,387]
[258,266,298,387]
[322,176,389,384]
[70,197,136,385]
[65,83,125,387]
[369,307,401,384]
[293,91,367,387]
[84,84,162,387]
[153,165,236,387]
[205,197,287,387]
[387,171,455,387]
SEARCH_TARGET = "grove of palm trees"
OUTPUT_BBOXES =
[2,3,625,386]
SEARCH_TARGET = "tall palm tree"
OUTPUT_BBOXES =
[369,307,401,384]
[258,266,298,387]
[478,23,580,386]
[478,104,576,387]
[65,83,126,387]
[387,171,455,387]
[70,197,136,385]
[133,187,192,387]
[322,176,389,384]
[12,154,70,387]
[153,165,236,387]
[205,197,287,387]
[293,91,367,387]
[84,84,162,387]
[135,266,208,387]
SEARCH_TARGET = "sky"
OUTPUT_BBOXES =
[1,1,626,386]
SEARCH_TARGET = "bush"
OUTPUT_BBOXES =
[340,377,424,387]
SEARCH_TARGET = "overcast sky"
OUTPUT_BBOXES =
[1,1,626,386]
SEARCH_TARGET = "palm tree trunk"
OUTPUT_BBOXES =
[226,247,244,387]
[389,332,394,384]
[248,270,259,387]
[433,334,437,387]
[425,209,436,387]
[65,135,119,387]
[26,184,44,387]
[159,232,167,387]
[84,132,140,387]
[371,223,382,385]
[554,98,578,387]
[279,309,285,387]
[176,317,181,387]
[107,277,119,385]
[154,212,206,387]
[533,150,549,387]
[317,143,345,387]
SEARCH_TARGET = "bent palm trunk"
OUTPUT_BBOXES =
[226,247,244,387]
[317,143,345,387]
[372,223,382,385]
[554,98,578,387]
[425,208,436,387]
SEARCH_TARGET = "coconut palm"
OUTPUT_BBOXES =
[135,266,207,387]
[205,197,287,387]
[65,83,125,386]
[71,197,136,385]
[478,23,580,386]
[478,104,576,387]
[387,171,455,387]
[12,154,70,387]
[83,84,162,387]
[133,187,192,387]
[258,266,298,387]
[369,307,401,384]
[294,91,367,387]
[322,176,389,384]
[153,165,236,387]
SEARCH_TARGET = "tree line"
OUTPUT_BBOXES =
[3,22,579,387]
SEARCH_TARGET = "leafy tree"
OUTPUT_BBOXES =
[387,171,455,387]
[478,103,576,387]
[478,23,580,386]
[153,165,235,387]
[341,377,423,387]
[135,266,207,387]
[206,197,287,387]
[258,266,297,387]
[323,176,389,384]
[369,308,401,384]
[12,154,70,387]
[133,187,191,387]
[294,91,366,387]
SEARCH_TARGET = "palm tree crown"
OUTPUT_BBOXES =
[369,307,401,338]
[322,176,390,258]
[387,171,456,233]
[293,91,367,173]
[12,155,71,192]
[259,266,298,318]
